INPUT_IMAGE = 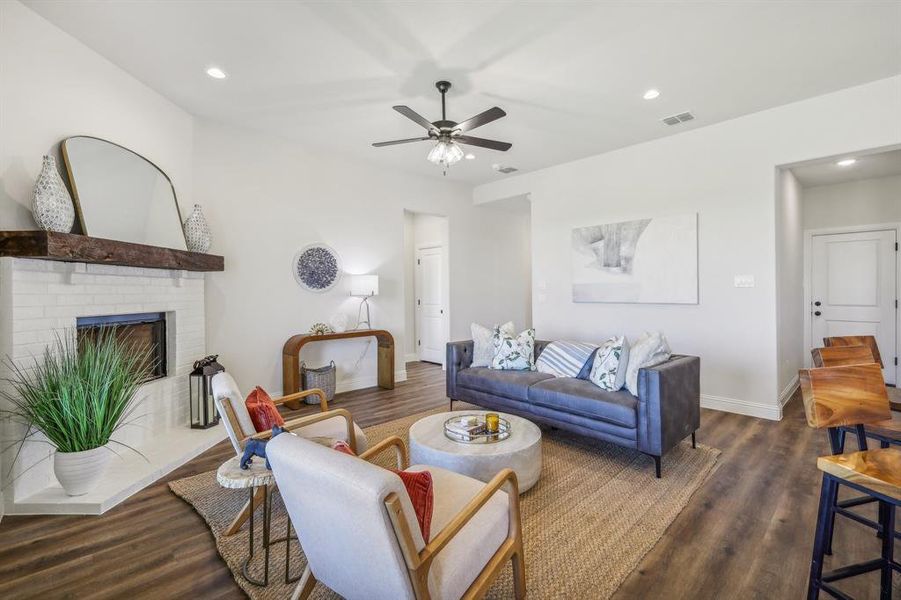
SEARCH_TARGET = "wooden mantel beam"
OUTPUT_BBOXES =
[0,231,224,272]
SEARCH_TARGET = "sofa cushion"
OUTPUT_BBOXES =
[457,367,554,402]
[528,377,638,428]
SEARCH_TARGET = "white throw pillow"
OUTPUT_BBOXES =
[624,332,671,396]
[490,328,536,371]
[471,321,514,367]
[589,335,631,391]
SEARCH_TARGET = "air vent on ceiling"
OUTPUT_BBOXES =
[492,164,518,174]
[661,111,695,126]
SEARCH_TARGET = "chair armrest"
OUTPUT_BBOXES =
[359,435,408,470]
[422,468,520,562]
[271,388,328,412]
[247,408,358,453]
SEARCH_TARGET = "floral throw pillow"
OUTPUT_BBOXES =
[589,336,631,391]
[490,327,536,370]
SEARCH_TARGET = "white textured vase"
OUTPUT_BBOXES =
[53,446,111,496]
[32,155,75,233]
[182,203,211,253]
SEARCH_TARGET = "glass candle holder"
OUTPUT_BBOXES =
[485,412,500,433]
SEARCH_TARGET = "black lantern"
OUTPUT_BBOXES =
[190,355,224,429]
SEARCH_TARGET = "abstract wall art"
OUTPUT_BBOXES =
[571,213,698,304]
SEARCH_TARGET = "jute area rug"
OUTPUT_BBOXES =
[170,410,720,599]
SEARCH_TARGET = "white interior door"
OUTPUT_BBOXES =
[416,246,446,364]
[810,229,897,384]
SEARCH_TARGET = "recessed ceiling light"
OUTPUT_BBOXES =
[643,89,660,100]
[206,66,227,80]
[836,158,857,167]
[465,153,475,160]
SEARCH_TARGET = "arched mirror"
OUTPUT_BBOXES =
[61,136,187,250]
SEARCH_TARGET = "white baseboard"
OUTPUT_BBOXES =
[335,369,408,394]
[701,394,783,421]
[779,375,800,409]
[404,353,419,363]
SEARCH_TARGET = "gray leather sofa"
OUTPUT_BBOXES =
[446,340,700,477]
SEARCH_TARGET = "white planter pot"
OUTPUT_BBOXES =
[53,446,111,496]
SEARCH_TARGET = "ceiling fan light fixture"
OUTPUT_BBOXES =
[427,139,464,168]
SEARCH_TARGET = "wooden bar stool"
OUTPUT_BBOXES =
[810,345,901,453]
[800,363,901,599]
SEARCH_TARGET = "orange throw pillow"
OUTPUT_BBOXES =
[245,386,285,432]
[333,441,434,542]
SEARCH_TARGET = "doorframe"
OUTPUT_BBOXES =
[414,242,450,366]
[802,222,901,384]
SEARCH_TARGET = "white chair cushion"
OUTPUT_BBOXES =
[269,434,423,600]
[406,465,510,600]
[298,416,369,453]
[211,372,256,454]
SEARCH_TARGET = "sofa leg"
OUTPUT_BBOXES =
[691,432,696,449]
[448,398,454,411]
[653,455,661,479]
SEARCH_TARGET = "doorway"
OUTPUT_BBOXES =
[808,227,898,384]
[416,245,446,364]
[404,211,450,366]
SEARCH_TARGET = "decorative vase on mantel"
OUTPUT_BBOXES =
[182,203,211,253]
[32,155,75,233]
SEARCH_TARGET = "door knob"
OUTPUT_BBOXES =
[814,311,822,316]
[814,301,821,307]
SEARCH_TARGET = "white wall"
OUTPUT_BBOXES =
[474,76,901,420]
[195,119,530,395]
[775,169,804,402]
[0,1,194,230]
[802,174,901,230]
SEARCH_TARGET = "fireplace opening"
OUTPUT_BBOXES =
[76,312,167,382]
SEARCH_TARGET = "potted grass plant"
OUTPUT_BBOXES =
[2,328,152,496]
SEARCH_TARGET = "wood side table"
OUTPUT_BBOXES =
[216,456,299,586]
[282,329,395,408]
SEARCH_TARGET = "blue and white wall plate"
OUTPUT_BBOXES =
[292,243,342,293]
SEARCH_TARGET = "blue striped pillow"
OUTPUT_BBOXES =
[535,341,598,378]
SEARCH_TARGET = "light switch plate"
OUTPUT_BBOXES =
[734,275,755,288]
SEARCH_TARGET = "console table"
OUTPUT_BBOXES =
[282,329,395,409]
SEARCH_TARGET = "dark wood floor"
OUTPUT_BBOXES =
[0,362,897,599]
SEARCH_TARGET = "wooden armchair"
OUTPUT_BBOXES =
[267,432,525,600]
[210,372,368,535]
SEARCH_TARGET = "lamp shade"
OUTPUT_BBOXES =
[348,274,379,297]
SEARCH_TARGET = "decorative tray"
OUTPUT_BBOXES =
[444,414,511,444]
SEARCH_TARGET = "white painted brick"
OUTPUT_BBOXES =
[15,295,58,307]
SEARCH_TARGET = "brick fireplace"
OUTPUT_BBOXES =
[0,257,224,515]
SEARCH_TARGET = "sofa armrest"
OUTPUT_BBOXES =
[636,355,701,456]
[446,340,474,399]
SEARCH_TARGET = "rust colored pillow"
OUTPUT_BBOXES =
[332,441,434,542]
[245,386,285,433]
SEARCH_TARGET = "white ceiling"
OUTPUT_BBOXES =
[24,0,901,185]
[791,148,901,187]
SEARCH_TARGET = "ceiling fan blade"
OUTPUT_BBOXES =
[393,106,437,132]
[372,137,432,147]
[455,107,506,132]
[455,135,512,151]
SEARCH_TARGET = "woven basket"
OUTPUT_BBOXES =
[300,360,336,404]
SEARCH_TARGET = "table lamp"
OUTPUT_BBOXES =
[349,274,379,329]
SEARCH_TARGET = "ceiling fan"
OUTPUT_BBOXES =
[372,81,511,172]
